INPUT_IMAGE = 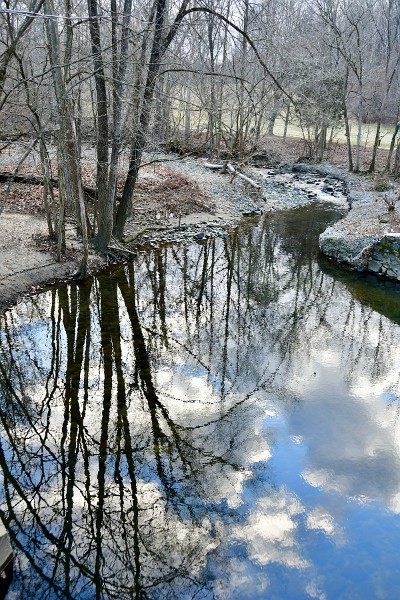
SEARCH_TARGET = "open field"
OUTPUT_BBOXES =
[272,118,395,150]
[171,101,396,153]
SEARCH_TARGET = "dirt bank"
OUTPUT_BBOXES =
[0,155,268,314]
[1,144,400,315]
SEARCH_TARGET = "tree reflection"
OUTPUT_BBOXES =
[1,205,400,599]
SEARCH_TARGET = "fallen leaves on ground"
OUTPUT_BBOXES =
[1,182,46,214]
[134,165,213,215]
[31,233,78,260]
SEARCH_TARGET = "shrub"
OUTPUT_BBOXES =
[374,174,390,192]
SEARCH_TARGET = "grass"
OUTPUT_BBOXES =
[170,100,395,159]
[272,118,395,150]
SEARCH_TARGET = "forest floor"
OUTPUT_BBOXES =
[0,135,398,314]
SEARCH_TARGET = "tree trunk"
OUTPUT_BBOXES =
[45,0,88,273]
[368,119,381,173]
[39,139,55,239]
[207,18,217,155]
[354,85,363,172]
[107,0,133,236]
[394,140,400,176]
[267,89,281,136]
[386,121,400,172]
[343,100,353,172]
[184,79,191,143]
[87,0,110,251]
[283,103,290,140]
[237,0,249,158]
[316,125,327,162]
[115,0,169,238]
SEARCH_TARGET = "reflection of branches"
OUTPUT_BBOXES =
[0,437,96,581]
[1,203,400,598]
[119,264,210,494]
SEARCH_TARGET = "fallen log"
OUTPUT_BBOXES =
[204,161,262,189]
[0,172,57,187]
[0,171,97,200]
[203,162,224,170]
[226,163,261,189]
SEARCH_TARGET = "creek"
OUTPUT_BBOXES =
[1,200,400,599]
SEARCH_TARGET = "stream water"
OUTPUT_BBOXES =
[1,201,400,599]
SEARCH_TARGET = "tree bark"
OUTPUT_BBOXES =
[386,121,400,172]
[354,75,363,173]
[368,120,381,173]
[87,0,110,251]
[394,139,400,177]
[107,0,133,237]
[343,69,354,172]
[45,0,88,272]
[115,0,190,238]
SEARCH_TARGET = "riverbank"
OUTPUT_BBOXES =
[1,147,400,315]
[317,171,400,280]
[0,155,269,314]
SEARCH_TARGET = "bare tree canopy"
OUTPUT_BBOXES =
[1,0,400,265]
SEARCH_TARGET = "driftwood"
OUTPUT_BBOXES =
[204,162,262,189]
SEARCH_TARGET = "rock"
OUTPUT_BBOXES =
[367,259,382,273]
[292,163,311,174]
[362,234,400,281]
[385,266,400,279]
[242,208,263,217]
[319,227,379,265]
[384,232,400,242]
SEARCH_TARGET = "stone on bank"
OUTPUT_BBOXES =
[318,174,400,283]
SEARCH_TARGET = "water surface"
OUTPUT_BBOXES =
[1,204,400,599]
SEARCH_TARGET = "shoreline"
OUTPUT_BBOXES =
[1,156,400,316]
[317,170,400,281]
[0,156,268,315]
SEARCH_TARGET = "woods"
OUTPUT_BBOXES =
[2,0,400,269]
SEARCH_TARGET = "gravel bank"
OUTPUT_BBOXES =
[0,156,267,313]
[318,172,400,279]
[2,154,398,314]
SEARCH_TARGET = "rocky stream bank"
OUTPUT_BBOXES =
[312,166,400,281]
[1,154,400,315]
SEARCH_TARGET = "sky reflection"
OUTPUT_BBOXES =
[1,204,400,598]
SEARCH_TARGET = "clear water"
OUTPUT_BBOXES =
[1,203,400,599]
